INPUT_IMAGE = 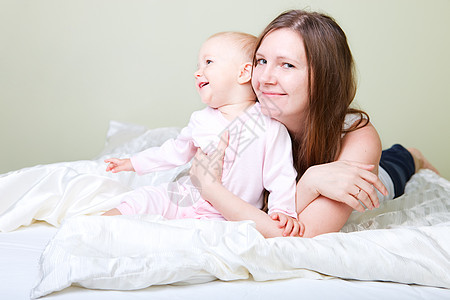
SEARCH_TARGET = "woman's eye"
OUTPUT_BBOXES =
[282,63,295,69]
[206,60,213,65]
[256,58,267,65]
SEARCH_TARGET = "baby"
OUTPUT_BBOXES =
[103,32,298,230]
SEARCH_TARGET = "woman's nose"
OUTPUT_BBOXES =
[259,65,276,85]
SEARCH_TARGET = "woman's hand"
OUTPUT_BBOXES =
[270,212,305,237]
[298,161,388,212]
[104,158,135,173]
[189,131,229,198]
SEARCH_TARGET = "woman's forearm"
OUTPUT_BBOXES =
[200,178,352,238]
[201,183,286,238]
[295,166,354,236]
[298,195,353,237]
[295,166,321,214]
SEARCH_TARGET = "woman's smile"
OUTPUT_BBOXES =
[260,91,287,97]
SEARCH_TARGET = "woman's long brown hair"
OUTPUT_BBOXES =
[254,10,369,180]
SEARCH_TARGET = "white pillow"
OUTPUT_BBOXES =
[95,120,180,158]
[30,215,272,298]
[31,207,450,298]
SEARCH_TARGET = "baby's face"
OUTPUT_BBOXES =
[194,37,243,108]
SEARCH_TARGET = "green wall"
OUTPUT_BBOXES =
[1,0,449,178]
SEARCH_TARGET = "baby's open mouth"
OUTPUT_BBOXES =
[199,82,209,88]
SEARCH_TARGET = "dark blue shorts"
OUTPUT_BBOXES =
[380,144,415,198]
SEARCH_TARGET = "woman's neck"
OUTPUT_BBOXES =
[280,114,306,139]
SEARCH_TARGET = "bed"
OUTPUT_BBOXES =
[1,121,449,299]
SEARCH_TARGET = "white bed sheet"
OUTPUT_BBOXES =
[1,121,450,299]
[1,223,449,300]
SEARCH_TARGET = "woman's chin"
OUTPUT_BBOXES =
[260,104,282,120]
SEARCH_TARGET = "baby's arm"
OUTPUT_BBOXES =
[105,158,135,173]
[129,112,202,175]
[263,122,298,219]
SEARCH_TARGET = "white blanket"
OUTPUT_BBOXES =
[0,122,449,297]
[30,169,450,298]
[0,122,186,232]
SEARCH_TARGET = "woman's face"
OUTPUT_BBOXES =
[252,28,309,133]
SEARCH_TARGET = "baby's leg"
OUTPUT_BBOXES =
[102,183,196,219]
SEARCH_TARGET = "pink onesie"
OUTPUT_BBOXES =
[116,103,297,220]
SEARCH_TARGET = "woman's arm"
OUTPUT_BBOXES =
[296,122,386,213]
[295,160,382,213]
[191,123,385,238]
[199,180,289,238]
[189,134,291,238]
[297,122,384,237]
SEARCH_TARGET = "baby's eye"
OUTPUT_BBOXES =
[282,62,295,69]
[256,58,267,65]
[206,60,213,65]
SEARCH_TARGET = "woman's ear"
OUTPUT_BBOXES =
[237,62,253,84]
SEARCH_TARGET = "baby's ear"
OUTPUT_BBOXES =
[237,62,253,84]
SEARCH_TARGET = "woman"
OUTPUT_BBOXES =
[189,10,438,238]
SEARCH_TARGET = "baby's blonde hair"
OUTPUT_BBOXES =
[208,31,257,62]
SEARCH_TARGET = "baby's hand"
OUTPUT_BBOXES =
[104,158,135,173]
[270,212,305,237]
